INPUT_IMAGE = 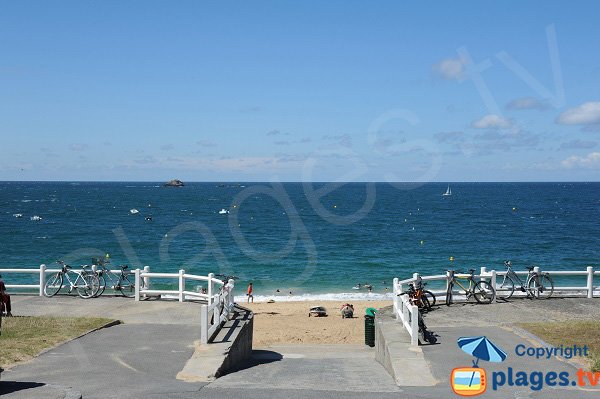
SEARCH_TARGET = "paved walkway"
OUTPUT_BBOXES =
[1,296,599,398]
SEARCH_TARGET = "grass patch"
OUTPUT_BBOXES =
[0,316,114,368]
[518,321,600,372]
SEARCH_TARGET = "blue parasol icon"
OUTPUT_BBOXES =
[458,336,507,367]
[457,336,507,388]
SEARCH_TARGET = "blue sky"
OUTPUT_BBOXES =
[1,1,599,181]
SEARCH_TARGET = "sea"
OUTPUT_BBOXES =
[1,182,598,301]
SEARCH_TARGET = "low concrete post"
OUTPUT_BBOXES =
[208,273,214,306]
[179,269,185,302]
[393,278,399,319]
[134,269,140,301]
[39,264,46,296]
[200,304,208,344]
[410,305,419,346]
[586,266,594,299]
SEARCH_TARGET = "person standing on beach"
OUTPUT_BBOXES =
[247,282,254,303]
[0,274,12,316]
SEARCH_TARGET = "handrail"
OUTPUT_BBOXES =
[396,266,597,301]
[392,278,419,347]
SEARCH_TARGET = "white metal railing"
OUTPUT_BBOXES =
[200,275,236,344]
[392,277,419,347]
[132,269,235,344]
[396,266,598,301]
[0,264,134,296]
[0,265,236,345]
[393,267,598,344]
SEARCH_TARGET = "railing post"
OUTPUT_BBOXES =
[480,266,487,282]
[446,270,451,292]
[143,266,150,288]
[586,266,594,299]
[39,264,46,296]
[491,270,497,293]
[200,304,208,344]
[178,269,185,302]
[393,278,399,319]
[134,269,140,301]
[208,273,214,305]
[228,279,235,310]
[410,305,419,346]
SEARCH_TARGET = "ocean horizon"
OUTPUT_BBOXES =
[1,181,598,300]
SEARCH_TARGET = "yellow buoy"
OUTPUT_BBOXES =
[450,256,454,262]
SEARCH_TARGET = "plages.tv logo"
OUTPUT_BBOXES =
[451,336,507,396]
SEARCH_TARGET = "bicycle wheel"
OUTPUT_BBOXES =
[423,290,437,307]
[44,272,63,297]
[95,273,107,297]
[473,281,495,304]
[77,273,100,299]
[497,276,515,300]
[418,294,431,312]
[445,283,453,306]
[528,274,554,299]
[118,274,137,298]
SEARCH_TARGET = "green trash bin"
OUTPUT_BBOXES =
[364,308,378,347]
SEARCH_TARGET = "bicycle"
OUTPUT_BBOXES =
[446,269,496,306]
[91,257,140,298]
[497,260,554,300]
[44,261,100,299]
[400,283,437,344]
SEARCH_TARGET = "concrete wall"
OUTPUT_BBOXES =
[215,304,254,377]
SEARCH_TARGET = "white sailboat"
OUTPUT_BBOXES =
[442,185,452,196]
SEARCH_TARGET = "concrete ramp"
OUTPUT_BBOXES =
[177,304,253,382]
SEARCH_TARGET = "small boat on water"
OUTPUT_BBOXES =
[442,185,452,196]
[13,213,23,218]
[30,215,42,221]
[130,209,139,215]
[218,208,229,214]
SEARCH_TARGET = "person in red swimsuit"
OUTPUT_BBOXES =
[247,282,254,303]
[0,274,12,316]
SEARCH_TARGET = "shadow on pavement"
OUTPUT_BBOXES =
[0,381,45,395]
[226,350,283,374]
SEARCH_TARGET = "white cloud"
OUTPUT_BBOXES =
[506,97,549,111]
[471,114,513,130]
[432,57,466,80]
[561,152,600,169]
[556,102,600,125]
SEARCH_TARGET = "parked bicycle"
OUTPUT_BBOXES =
[497,260,554,300]
[400,283,437,344]
[446,269,496,306]
[91,257,140,298]
[44,261,100,299]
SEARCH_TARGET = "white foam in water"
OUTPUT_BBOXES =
[235,292,395,303]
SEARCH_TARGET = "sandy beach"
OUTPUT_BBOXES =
[244,300,390,347]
